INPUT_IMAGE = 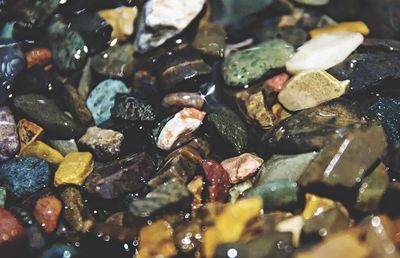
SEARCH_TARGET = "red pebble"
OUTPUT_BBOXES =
[25,48,52,69]
[265,72,290,92]
[33,195,62,234]
[0,208,26,246]
[200,159,230,203]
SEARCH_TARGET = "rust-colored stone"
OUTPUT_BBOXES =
[33,195,62,234]
[200,160,230,203]
[25,48,52,69]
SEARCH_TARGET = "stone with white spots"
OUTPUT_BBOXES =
[0,106,19,162]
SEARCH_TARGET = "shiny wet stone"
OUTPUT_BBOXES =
[39,244,80,258]
[54,152,93,187]
[200,159,230,203]
[33,195,62,234]
[17,118,43,154]
[111,94,157,123]
[98,6,138,42]
[20,140,64,165]
[0,106,19,162]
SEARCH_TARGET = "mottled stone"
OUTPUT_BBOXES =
[40,244,80,258]
[78,126,124,161]
[200,160,230,203]
[138,220,177,258]
[134,0,206,53]
[13,94,84,139]
[17,118,43,154]
[0,187,5,207]
[221,153,264,184]
[0,208,26,246]
[162,92,204,110]
[98,7,138,42]
[54,152,93,187]
[86,79,129,125]
[266,99,365,153]
[62,84,93,126]
[47,20,87,73]
[187,176,203,210]
[25,48,52,69]
[286,32,363,74]
[223,39,294,87]
[60,187,94,232]
[192,22,226,57]
[128,178,192,218]
[156,108,206,151]
[33,195,62,234]
[278,70,349,111]
[299,124,388,189]
[48,139,78,156]
[243,91,276,129]
[111,94,157,123]
[20,141,64,165]
[84,152,154,199]
[271,103,291,124]
[0,156,50,199]
[207,107,248,153]
[310,21,369,38]
[91,44,135,78]
[0,39,25,104]
[0,106,19,162]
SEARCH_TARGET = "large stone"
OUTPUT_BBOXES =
[134,0,206,53]
[0,106,19,162]
[54,152,93,187]
[286,32,363,74]
[223,39,294,87]
[0,156,50,199]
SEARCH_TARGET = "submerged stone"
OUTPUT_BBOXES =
[40,244,80,258]
[221,153,264,184]
[200,160,230,203]
[310,21,369,38]
[228,179,254,203]
[187,176,203,210]
[13,94,84,139]
[192,22,226,58]
[84,152,154,199]
[54,152,93,187]
[302,194,348,220]
[86,79,129,125]
[0,156,50,199]
[98,7,138,42]
[223,39,294,87]
[286,32,363,74]
[20,141,64,165]
[254,27,308,48]
[111,94,157,123]
[0,106,19,162]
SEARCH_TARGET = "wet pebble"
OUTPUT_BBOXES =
[33,195,62,234]
[54,152,93,187]
[111,94,157,123]
[0,106,19,162]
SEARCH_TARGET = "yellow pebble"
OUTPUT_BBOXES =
[302,193,348,220]
[20,141,64,164]
[310,21,370,38]
[54,152,93,187]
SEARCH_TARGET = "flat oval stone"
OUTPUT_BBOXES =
[0,106,19,162]
[111,94,158,123]
[13,94,85,139]
[54,152,94,187]
[286,32,364,74]
[221,153,264,184]
[0,156,50,199]
[33,195,62,234]
[86,79,129,125]
[223,39,295,87]
[278,70,349,111]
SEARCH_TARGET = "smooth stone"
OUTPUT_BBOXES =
[187,176,203,210]
[0,208,26,246]
[223,39,294,87]
[33,195,62,234]
[245,179,299,212]
[0,22,14,39]
[78,126,124,161]
[286,32,364,74]
[299,124,388,189]
[47,20,88,73]
[355,163,389,213]
[128,178,192,218]
[48,139,79,156]
[0,106,19,162]
[20,141,64,165]
[111,94,157,123]
[255,152,317,185]
[278,70,349,111]
[200,159,230,203]
[310,21,369,38]
[359,38,400,53]
[60,187,94,232]
[192,22,226,58]
[162,92,205,110]
[295,0,329,5]
[86,79,129,125]
[91,44,135,78]
[134,0,206,53]
[25,48,52,69]
[54,152,94,187]
[0,187,5,207]
[207,107,248,154]
[78,57,92,100]
[0,39,25,104]
[98,6,138,42]
[328,52,400,94]
[40,244,80,258]
[84,152,154,199]
[228,179,253,203]
[0,156,50,199]
[13,94,85,139]
[62,84,93,126]
[156,108,206,151]
[159,48,212,92]
[221,153,264,184]
[266,99,365,153]
[17,118,43,154]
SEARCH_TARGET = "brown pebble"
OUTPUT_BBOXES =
[33,195,62,234]
[162,92,205,110]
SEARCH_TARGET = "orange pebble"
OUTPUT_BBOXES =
[33,196,62,234]
[25,48,52,69]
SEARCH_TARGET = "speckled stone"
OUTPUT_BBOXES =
[200,159,230,203]
[86,79,129,125]
[162,92,205,110]
[0,107,19,162]
[78,126,124,161]
[111,94,157,123]
[223,39,294,87]
[13,94,85,139]
[0,156,50,199]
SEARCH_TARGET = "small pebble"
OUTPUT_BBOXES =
[0,106,19,162]
[17,118,43,154]
[221,153,264,184]
[33,195,62,234]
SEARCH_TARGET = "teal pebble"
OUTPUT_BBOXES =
[86,79,129,125]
